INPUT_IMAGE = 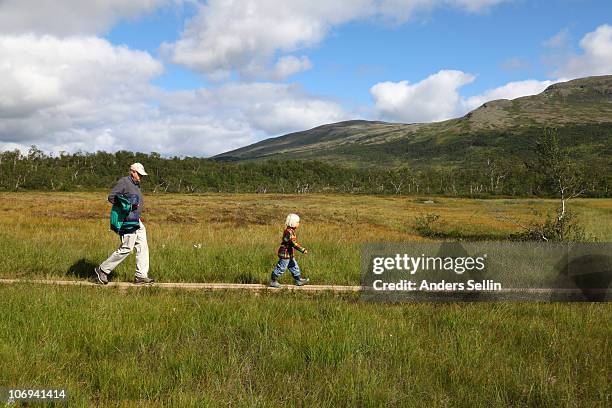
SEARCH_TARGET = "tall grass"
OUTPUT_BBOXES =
[1,193,610,406]
[0,284,609,407]
[1,193,611,284]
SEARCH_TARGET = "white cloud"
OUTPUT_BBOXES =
[271,56,313,80]
[370,70,475,122]
[162,0,511,80]
[556,24,612,78]
[370,23,612,125]
[0,35,162,141]
[152,82,350,143]
[378,0,508,21]
[371,70,560,123]
[464,79,556,111]
[544,27,572,49]
[161,0,373,80]
[0,34,348,156]
[235,55,313,81]
[0,0,175,36]
[447,0,508,12]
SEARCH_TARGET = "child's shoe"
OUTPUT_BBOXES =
[269,280,282,288]
[295,277,310,286]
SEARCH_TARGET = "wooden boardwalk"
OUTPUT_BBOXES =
[0,278,362,292]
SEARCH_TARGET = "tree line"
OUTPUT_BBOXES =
[0,142,609,197]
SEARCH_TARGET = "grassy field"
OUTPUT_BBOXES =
[1,192,611,285]
[0,284,610,407]
[1,192,610,406]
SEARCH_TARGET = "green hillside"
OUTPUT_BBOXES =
[215,75,612,169]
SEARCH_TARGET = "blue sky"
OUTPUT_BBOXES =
[0,0,611,156]
[108,0,611,99]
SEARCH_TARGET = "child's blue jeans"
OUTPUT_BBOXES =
[271,258,301,281]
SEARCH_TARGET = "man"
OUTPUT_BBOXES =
[94,163,154,285]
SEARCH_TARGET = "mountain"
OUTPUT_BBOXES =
[214,75,612,168]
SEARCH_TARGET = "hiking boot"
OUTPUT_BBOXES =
[134,276,155,285]
[295,277,310,286]
[94,267,108,285]
[269,280,282,288]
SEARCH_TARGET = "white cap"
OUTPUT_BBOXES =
[130,162,148,176]
[285,213,300,228]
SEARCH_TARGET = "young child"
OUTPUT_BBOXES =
[270,213,310,288]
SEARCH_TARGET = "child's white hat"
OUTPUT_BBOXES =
[285,213,300,228]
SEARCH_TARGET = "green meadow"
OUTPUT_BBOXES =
[1,192,611,285]
[1,192,610,406]
[0,285,610,407]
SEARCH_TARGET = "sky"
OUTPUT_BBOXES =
[0,0,611,157]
